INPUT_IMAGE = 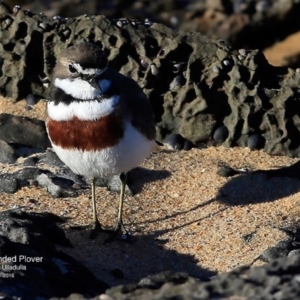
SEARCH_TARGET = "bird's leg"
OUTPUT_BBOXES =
[115,172,129,235]
[89,177,102,238]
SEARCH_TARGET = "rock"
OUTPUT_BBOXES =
[36,173,77,198]
[247,134,266,150]
[164,134,185,150]
[0,114,50,149]
[25,94,39,106]
[103,255,300,299]
[95,174,134,196]
[0,209,109,299]
[213,126,229,143]
[0,140,16,163]
[0,174,19,193]
[2,2,300,157]
[39,149,66,167]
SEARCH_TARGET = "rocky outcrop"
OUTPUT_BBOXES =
[0,209,109,299]
[1,1,300,157]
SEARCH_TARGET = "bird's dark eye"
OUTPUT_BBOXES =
[68,65,77,73]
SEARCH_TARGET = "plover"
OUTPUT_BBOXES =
[46,42,155,238]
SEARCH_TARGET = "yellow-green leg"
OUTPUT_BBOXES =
[115,172,128,234]
[90,177,102,238]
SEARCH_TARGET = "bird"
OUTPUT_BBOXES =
[45,42,156,238]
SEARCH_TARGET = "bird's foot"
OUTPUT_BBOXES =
[89,219,105,239]
[104,222,131,243]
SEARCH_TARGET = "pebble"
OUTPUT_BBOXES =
[213,126,229,143]
[247,134,265,150]
[164,133,185,150]
[217,166,240,177]
[36,173,76,198]
[150,64,159,75]
[0,140,16,164]
[38,150,65,167]
[0,174,19,193]
[26,94,39,106]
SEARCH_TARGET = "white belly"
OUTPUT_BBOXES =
[52,122,154,178]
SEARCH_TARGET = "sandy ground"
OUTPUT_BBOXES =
[1,97,300,287]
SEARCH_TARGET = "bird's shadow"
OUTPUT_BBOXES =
[64,226,216,288]
[217,161,300,206]
[128,167,172,194]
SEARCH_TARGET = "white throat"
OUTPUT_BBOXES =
[47,96,119,121]
[54,77,101,100]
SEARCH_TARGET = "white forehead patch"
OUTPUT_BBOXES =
[72,63,106,76]
[47,96,119,121]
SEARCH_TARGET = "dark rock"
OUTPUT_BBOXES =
[2,2,300,157]
[0,174,19,193]
[164,133,185,150]
[0,209,109,299]
[104,255,300,300]
[259,246,290,263]
[36,173,77,198]
[22,156,39,166]
[96,174,134,196]
[213,126,229,143]
[0,114,50,149]
[217,165,241,177]
[247,134,266,150]
[25,94,39,106]
[39,149,66,167]
[0,140,16,164]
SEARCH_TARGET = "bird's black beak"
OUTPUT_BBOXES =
[88,76,102,92]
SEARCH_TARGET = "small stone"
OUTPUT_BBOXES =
[39,150,65,167]
[247,134,265,150]
[213,126,229,143]
[0,140,16,164]
[164,133,185,150]
[259,246,289,262]
[238,55,244,60]
[223,59,231,67]
[150,64,159,75]
[296,68,300,73]
[0,174,19,193]
[217,166,239,177]
[26,94,39,106]
[140,59,149,69]
[183,140,193,151]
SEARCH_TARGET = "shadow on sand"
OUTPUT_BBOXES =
[217,161,300,206]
